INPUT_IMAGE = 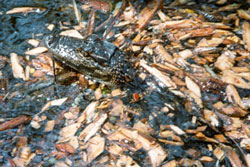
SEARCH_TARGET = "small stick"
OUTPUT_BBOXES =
[102,0,127,40]
[87,9,96,36]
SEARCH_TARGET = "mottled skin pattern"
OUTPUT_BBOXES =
[44,34,136,86]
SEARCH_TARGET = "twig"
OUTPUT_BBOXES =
[102,0,127,40]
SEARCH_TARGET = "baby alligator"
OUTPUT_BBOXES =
[44,34,137,86]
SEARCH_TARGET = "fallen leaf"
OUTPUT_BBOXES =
[214,51,235,71]
[77,101,98,124]
[28,39,40,47]
[242,21,250,51]
[6,7,45,14]
[237,10,250,20]
[56,143,75,154]
[81,0,110,13]
[60,123,81,138]
[199,156,214,162]
[119,127,167,167]
[41,97,68,112]
[221,144,244,167]
[25,47,48,55]
[44,120,55,132]
[222,70,250,89]
[10,53,25,80]
[226,84,244,108]
[60,29,84,39]
[86,135,105,163]
[154,44,173,62]
[116,155,140,167]
[79,113,107,143]
[185,76,201,97]
[140,60,177,88]
[136,1,160,31]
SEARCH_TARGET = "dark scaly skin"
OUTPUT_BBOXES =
[44,34,136,86]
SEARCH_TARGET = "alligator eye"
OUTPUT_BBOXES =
[45,35,56,47]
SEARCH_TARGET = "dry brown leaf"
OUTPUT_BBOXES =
[213,147,225,160]
[153,63,179,72]
[157,10,170,22]
[30,120,41,129]
[24,66,30,81]
[25,47,48,55]
[94,88,102,100]
[243,21,250,51]
[162,160,177,167]
[140,60,177,89]
[162,20,199,29]
[13,151,36,167]
[245,154,250,167]
[242,123,250,138]
[10,53,26,80]
[79,113,107,143]
[47,24,55,31]
[86,135,105,163]
[60,123,81,138]
[68,136,79,150]
[237,10,250,20]
[199,156,214,162]
[204,109,220,127]
[197,37,224,47]
[56,143,75,154]
[116,155,140,167]
[54,161,69,167]
[187,27,215,37]
[81,0,110,13]
[123,2,136,22]
[214,51,235,71]
[195,132,218,143]
[27,39,40,47]
[194,46,217,55]
[6,7,45,14]
[221,145,244,167]
[44,120,55,132]
[185,76,201,98]
[178,49,193,59]
[218,4,241,12]
[185,126,207,134]
[60,29,84,39]
[77,101,98,124]
[154,44,173,62]
[221,106,248,117]
[119,127,167,167]
[110,99,124,117]
[19,147,31,160]
[222,70,250,89]
[31,54,54,75]
[107,144,123,155]
[226,84,244,108]
[179,158,203,167]
[133,121,153,135]
[240,139,250,150]
[148,145,168,167]
[111,89,122,97]
[168,125,186,135]
[236,72,250,82]
[136,2,159,31]
[41,97,68,112]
